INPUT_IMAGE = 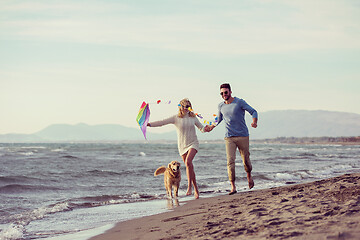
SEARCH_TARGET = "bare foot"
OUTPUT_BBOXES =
[247,172,254,189]
[248,177,254,189]
[194,191,199,199]
[230,181,236,194]
[186,189,192,196]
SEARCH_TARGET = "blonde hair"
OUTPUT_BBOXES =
[178,98,196,118]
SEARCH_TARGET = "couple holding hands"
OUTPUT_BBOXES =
[147,83,258,199]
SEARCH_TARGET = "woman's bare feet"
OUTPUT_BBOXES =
[186,189,199,199]
[186,189,192,196]
[194,191,199,199]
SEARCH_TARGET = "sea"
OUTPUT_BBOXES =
[0,141,359,240]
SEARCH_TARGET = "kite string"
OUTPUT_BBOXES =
[148,100,172,105]
[147,99,218,126]
[184,105,218,126]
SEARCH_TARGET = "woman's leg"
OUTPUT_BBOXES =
[181,148,199,199]
[181,152,191,195]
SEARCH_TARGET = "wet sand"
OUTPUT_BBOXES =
[90,173,360,240]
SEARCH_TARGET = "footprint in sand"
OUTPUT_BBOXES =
[248,207,268,217]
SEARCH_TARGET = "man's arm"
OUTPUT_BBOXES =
[251,118,258,128]
[241,99,258,128]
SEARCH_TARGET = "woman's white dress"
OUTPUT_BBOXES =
[150,115,205,156]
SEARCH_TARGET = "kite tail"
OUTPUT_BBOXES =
[136,101,150,139]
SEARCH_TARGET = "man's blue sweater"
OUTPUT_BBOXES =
[217,97,258,137]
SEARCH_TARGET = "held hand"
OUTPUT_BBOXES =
[205,125,215,132]
[204,125,210,132]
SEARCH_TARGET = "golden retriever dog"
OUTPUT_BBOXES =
[154,161,181,198]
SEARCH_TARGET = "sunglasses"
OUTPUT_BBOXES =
[220,91,229,96]
[182,105,191,109]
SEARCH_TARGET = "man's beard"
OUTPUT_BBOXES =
[223,95,230,101]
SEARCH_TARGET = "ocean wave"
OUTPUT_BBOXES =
[18,151,35,156]
[86,169,123,177]
[61,154,79,159]
[51,148,65,152]
[265,164,358,184]
[0,184,61,194]
[86,168,152,178]
[298,152,317,157]
[254,174,273,181]
[0,223,24,240]
[70,193,165,208]
[268,171,311,181]
[262,156,308,162]
[0,175,39,184]
[308,164,357,177]
[20,146,46,149]
[0,202,71,240]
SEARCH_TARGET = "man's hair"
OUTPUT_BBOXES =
[220,83,231,91]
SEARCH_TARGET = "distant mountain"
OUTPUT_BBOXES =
[0,110,359,142]
[34,123,177,142]
[35,123,140,141]
[246,110,360,139]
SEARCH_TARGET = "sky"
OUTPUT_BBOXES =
[1,0,359,134]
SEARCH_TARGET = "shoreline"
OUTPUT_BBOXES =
[1,136,359,145]
[90,173,360,240]
[250,136,360,145]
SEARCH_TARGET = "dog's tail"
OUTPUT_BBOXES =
[154,166,166,176]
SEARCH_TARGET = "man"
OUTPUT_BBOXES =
[207,83,258,195]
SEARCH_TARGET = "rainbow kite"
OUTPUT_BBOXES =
[136,101,150,139]
[136,99,217,139]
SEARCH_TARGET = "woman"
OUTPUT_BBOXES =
[147,98,205,199]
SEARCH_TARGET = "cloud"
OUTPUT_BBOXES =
[1,0,359,55]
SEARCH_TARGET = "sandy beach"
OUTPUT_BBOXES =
[90,173,360,240]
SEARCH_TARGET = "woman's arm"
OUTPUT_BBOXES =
[194,117,206,133]
[148,115,176,127]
